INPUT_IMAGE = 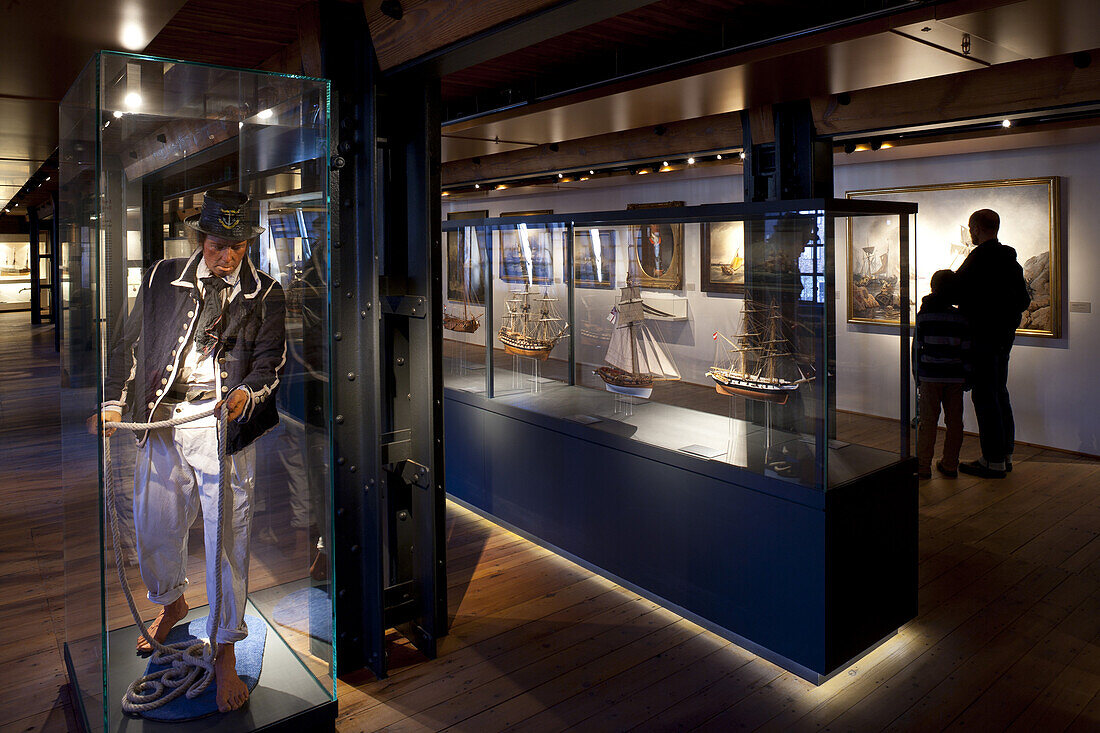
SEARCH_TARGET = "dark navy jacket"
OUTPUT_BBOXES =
[955,238,1030,348]
[912,293,971,385]
[103,251,286,454]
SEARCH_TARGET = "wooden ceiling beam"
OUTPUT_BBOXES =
[442,47,1100,185]
[443,112,744,186]
[366,0,656,74]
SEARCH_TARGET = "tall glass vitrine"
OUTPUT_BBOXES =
[59,52,335,731]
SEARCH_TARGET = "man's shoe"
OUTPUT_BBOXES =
[936,460,958,478]
[958,459,1006,479]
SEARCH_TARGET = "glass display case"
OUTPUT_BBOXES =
[59,52,335,731]
[443,201,915,492]
[442,199,918,680]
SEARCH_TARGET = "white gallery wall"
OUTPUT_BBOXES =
[444,138,1100,456]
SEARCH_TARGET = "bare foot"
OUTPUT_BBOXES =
[215,643,249,712]
[136,596,189,653]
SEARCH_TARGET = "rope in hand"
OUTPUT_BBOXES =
[102,408,228,713]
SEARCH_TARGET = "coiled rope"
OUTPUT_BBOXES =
[102,407,228,713]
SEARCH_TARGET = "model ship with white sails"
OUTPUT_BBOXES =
[498,285,568,360]
[707,299,811,404]
[595,283,680,398]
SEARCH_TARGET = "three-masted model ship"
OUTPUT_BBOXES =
[498,285,569,360]
[707,300,811,404]
[595,283,680,398]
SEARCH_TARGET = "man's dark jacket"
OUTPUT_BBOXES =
[955,238,1030,347]
[103,251,286,454]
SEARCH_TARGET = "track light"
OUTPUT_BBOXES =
[474,183,480,189]
[739,152,746,160]
[1001,119,1012,128]
[687,157,695,165]
[716,154,723,160]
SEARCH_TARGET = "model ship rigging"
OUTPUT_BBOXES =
[498,285,568,360]
[707,300,812,404]
[444,226,482,333]
[595,283,680,398]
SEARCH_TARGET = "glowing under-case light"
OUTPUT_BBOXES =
[124,92,142,109]
[1002,119,1012,128]
[258,109,273,120]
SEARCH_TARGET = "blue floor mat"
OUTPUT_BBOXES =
[272,586,332,643]
[137,614,266,722]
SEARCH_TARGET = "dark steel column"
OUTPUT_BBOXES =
[321,0,386,678]
[28,205,41,324]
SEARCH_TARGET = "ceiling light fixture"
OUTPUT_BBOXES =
[474,183,480,189]
[496,184,507,190]
[687,157,695,165]
[124,92,142,109]
[557,173,564,178]
[739,152,746,160]
[113,110,123,119]
[120,22,145,50]
[716,154,723,160]
[589,170,594,175]
[1001,118,1012,128]
[441,191,450,197]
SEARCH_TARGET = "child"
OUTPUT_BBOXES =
[913,269,970,479]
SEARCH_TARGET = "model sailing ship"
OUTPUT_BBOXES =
[595,283,680,398]
[707,299,811,404]
[498,285,568,360]
[444,228,482,333]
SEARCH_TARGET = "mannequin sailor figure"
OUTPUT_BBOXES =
[96,190,286,712]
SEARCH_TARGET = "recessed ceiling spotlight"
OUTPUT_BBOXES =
[739,152,746,160]
[662,161,669,167]
[442,191,450,196]
[557,173,563,179]
[687,157,695,165]
[124,92,142,109]
[716,154,723,160]
[496,184,507,190]
[1001,118,1012,128]
[589,170,594,175]
[120,22,145,50]
[474,183,480,189]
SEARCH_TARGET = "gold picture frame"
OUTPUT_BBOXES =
[846,177,1060,338]
[628,201,684,290]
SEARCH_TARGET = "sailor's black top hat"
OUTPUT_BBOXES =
[184,190,264,241]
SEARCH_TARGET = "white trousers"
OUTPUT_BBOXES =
[134,424,255,644]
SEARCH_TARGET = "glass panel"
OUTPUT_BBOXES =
[442,203,911,494]
[834,213,906,483]
[491,222,569,395]
[61,52,333,732]
[442,224,490,391]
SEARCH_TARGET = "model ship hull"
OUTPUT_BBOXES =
[500,332,557,361]
[444,314,480,333]
[594,366,654,398]
[706,367,801,405]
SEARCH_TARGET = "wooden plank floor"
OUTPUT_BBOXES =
[2,312,1099,732]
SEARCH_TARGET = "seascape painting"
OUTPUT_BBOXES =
[847,177,1060,337]
[499,222,553,285]
[574,227,616,289]
[701,221,745,293]
[446,225,487,304]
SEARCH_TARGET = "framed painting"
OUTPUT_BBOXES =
[573,227,616,289]
[846,177,1060,337]
[498,210,554,285]
[701,220,745,294]
[446,209,488,303]
[627,201,684,290]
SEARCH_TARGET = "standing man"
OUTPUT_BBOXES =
[955,208,1030,478]
[99,190,286,712]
